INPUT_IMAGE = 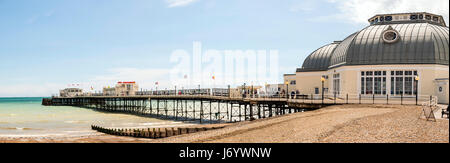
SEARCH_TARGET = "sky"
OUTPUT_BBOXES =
[0,0,448,97]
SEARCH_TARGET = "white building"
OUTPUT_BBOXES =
[284,12,449,104]
[115,81,139,96]
[59,88,83,97]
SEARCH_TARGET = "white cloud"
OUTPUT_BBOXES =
[327,0,449,25]
[166,0,200,8]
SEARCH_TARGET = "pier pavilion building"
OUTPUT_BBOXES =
[59,88,83,97]
[284,12,449,104]
[115,81,139,96]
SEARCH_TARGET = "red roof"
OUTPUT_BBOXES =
[118,81,136,84]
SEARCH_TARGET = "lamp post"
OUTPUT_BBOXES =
[415,76,419,105]
[321,77,325,104]
[251,81,254,98]
[285,81,289,100]
[265,83,268,99]
[243,83,246,99]
[155,82,159,95]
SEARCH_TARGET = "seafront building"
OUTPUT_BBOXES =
[261,84,284,97]
[102,87,116,96]
[59,88,83,97]
[102,81,139,96]
[284,12,449,104]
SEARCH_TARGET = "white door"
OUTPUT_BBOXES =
[435,80,449,104]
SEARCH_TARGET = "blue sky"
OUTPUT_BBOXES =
[0,0,448,97]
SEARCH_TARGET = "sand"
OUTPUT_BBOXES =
[1,104,448,143]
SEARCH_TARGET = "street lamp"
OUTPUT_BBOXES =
[251,81,254,98]
[415,76,419,105]
[321,77,326,104]
[243,83,246,99]
[285,81,289,100]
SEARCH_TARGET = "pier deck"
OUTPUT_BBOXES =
[44,95,327,124]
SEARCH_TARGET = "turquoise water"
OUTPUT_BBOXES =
[0,97,189,138]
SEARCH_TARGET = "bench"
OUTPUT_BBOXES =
[442,106,449,118]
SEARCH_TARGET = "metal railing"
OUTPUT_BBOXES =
[55,88,437,105]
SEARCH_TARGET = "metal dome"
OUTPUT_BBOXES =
[297,43,338,72]
[298,20,449,72]
[332,23,449,67]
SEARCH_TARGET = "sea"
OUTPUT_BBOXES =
[0,97,190,138]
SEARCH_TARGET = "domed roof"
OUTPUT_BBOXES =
[298,16,449,72]
[330,23,449,67]
[298,43,338,72]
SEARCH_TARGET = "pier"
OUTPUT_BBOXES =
[42,92,432,124]
[44,95,315,124]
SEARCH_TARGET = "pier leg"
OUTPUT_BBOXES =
[210,101,212,123]
[200,101,203,124]
[269,105,273,117]
[157,99,159,117]
[249,104,253,120]
[175,100,179,120]
[239,104,242,122]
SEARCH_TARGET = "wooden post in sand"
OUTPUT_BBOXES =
[346,94,349,104]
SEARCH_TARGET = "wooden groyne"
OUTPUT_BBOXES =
[91,125,227,139]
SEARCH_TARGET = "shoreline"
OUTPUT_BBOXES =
[1,104,448,143]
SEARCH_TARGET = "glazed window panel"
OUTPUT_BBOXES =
[366,77,373,95]
[374,77,382,94]
[405,77,413,95]
[391,70,418,96]
[391,77,395,95]
[333,73,340,95]
[361,77,365,94]
[290,81,296,85]
[361,71,387,95]
[395,77,403,95]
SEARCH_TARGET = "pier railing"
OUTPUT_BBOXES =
[46,86,437,125]
[58,92,436,106]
